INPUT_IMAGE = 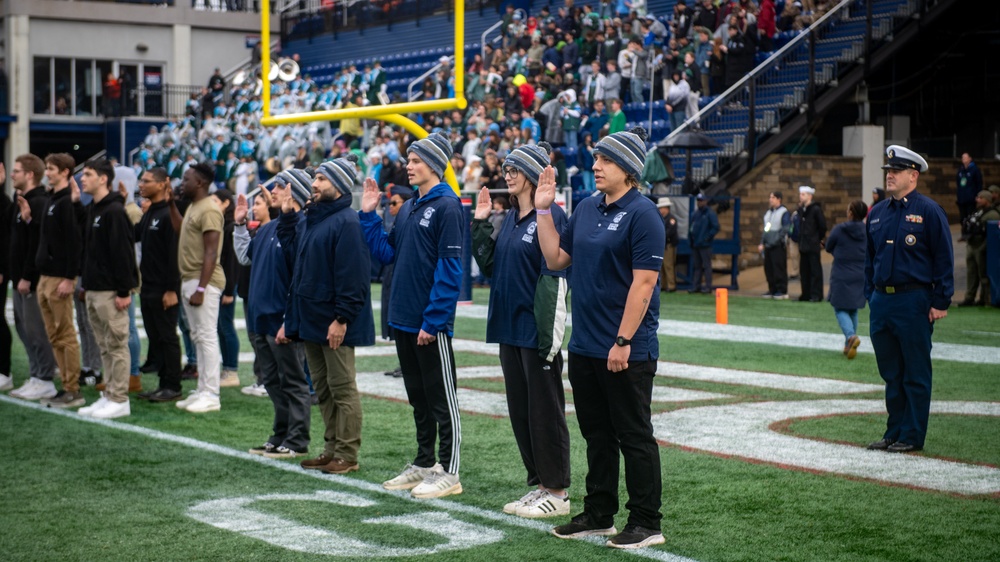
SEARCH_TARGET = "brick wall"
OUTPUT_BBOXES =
[725,154,1000,269]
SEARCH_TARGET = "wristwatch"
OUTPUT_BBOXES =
[615,336,631,347]
[334,315,349,325]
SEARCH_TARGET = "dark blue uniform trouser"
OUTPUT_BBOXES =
[869,289,934,448]
[569,353,662,530]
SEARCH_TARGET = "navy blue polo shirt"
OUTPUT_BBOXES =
[487,205,568,347]
[560,188,664,361]
[864,190,954,310]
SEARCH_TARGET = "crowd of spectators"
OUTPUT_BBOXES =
[130,0,837,193]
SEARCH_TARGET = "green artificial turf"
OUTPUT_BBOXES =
[1,286,998,562]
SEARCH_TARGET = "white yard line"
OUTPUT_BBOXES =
[0,394,696,562]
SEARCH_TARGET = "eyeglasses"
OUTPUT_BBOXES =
[502,167,519,179]
[389,201,401,207]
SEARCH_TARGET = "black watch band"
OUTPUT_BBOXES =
[615,336,631,347]
[335,315,349,325]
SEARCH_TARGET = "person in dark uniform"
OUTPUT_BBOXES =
[535,127,666,550]
[865,145,954,454]
[796,185,826,302]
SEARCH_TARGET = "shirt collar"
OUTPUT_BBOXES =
[598,187,639,212]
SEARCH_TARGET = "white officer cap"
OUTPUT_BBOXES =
[882,145,929,172]
[656,197,672,208]
[798,185,815,194]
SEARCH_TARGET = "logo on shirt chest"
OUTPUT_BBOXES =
[48,205,55,216]
[521,221,537,243]
[905,234,917,246]
[92,216,102,228]
[150,218,160,231]
[607,211,627,231]
[419,207,435,227]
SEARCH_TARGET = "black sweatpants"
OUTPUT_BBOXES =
[396,330,462,474]
[140,292,181,392]
[499,344,571,490]
[568,352,662,530]
[253,333,311,452]
[763,244,788,295]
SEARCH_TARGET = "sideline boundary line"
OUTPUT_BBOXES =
[0,395,696,562]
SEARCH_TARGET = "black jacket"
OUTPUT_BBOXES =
[8,187,47,289]
[36,187,85,279]
[0,192,10,279]
[135,200,180,296]
[664,214,679,246]
[797,201,827,254]
[82,192,138,297]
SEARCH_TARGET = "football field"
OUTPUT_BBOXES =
[2,289,999,561]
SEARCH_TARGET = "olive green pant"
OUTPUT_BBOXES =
[304,342,361,463]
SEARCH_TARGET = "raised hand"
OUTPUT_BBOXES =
[234,193,249,224]
[70,176,81,203]
[361,177,381,213]
[16,195,31,223]
[257,184,273,207]
[0,162,6,185]
[534,165,556,211]
[474,186,492,220]
[281,190,296,215]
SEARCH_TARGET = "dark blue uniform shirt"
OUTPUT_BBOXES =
[864,190,954,310]
[560,188,664,361]
[487,205,568,347]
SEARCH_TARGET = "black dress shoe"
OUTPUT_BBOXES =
[866,438,895,450]
[139,361,161,374]
[147,388,183,402]
[886,442,922,453]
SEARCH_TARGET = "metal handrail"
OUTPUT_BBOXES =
[407,56,454,102]
[480,20,503,60]
[666,0,854,141]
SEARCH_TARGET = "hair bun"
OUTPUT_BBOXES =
[345,153,359,164]
[537,141,553,152]
[628,126,648,142]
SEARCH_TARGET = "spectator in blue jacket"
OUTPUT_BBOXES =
[278,158,375,474]
[233,169,314,460]
[956,153,982,241]
[688,192,720,293]
[360,133,465,500]
[826,200,868,359]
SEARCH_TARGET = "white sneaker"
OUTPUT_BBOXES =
[0,374,13,391]
[176,390,202,409]
[184,393,221,413]
[220,370,241,388]
[411,467,463,499]
[504,489,545,514]
[11,378,57,401]
[78,395,110,417]
[241,383,268,397]
[89,399,131,419]
[516,490,570,518]
[383,463,442,490]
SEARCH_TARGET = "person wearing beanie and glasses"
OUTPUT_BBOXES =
[470,142,573,519]
[277,159,375,472]
[359,133,466,499]
[535,127,666,549]
[232,169,314,460]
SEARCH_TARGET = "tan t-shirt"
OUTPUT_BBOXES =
[178,196,226,289]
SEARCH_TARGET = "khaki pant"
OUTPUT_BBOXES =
[787,239,800,278]
[86,291,131,403]
[37,275,81,392]
[660,245,677,291]
[967,243,990,305]
[304,342,362,463]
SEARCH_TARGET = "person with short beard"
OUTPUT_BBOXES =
[5,155,58,397]
[134,167,183,403]
[280,159,375,469]
[74,160,138,418]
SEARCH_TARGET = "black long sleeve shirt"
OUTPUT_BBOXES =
[35,187,84,279]
[135,200,180,296]
[81,193,138,297]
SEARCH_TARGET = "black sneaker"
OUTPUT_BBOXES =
[249,442,278,456]
[866,438,895,450]
[606,524,665,549]
[41,390,86,409]
[551,513,617,539]
[80,370,102,387]
[146,388,183,402]
[180,364,198,380]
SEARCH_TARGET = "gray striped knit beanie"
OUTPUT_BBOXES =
[594,126,648,179]
[272,172,289,188]
[406,132,452,179]
[316,154,359,196]
[284,168,313,207]
[504,142,551,186]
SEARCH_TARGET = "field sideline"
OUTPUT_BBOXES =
[1,288,998,561]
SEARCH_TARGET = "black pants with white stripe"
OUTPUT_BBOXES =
[395,330,462,474]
